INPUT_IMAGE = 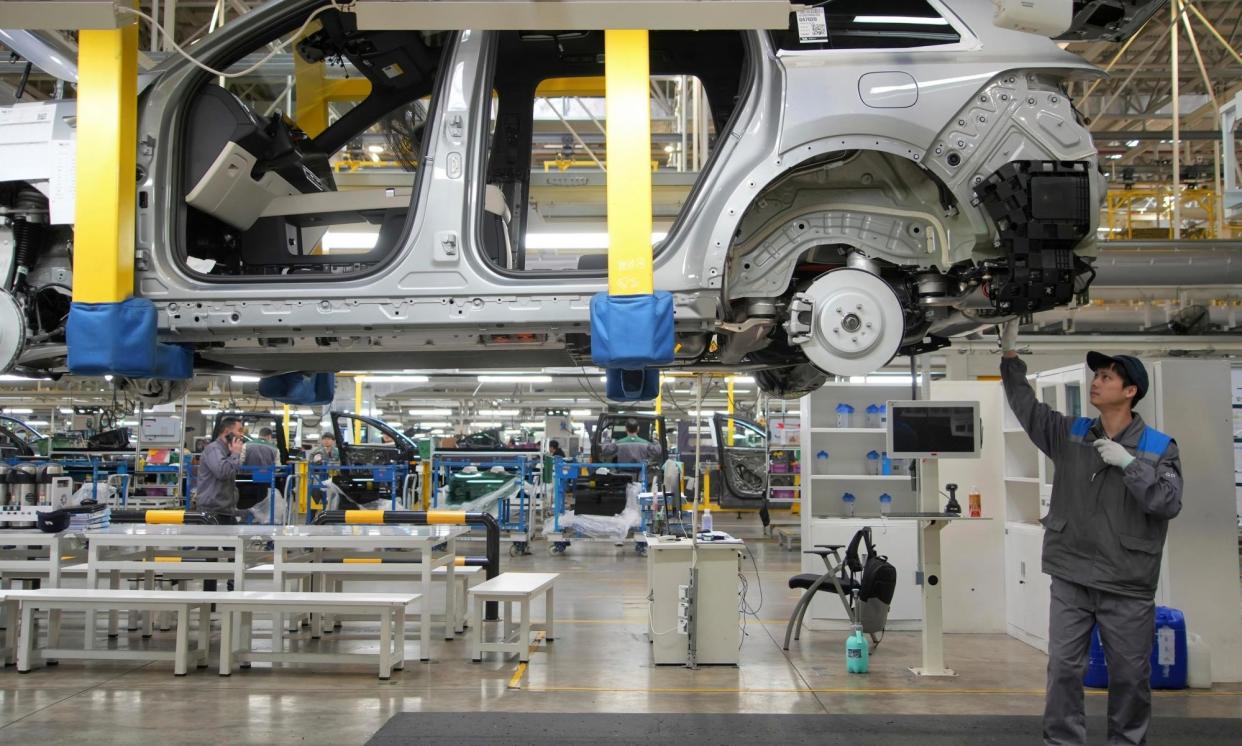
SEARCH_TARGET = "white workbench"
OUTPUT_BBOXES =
[0,529,79,588]
[78,525,272,647]
[645,534,746,666]
[269,524,468,661]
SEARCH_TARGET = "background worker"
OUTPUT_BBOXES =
[196,417,244,524]
[999,321,1183,746]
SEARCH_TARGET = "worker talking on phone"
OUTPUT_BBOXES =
[999,321,1182,746]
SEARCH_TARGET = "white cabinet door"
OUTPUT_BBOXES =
[1003,529,1025,633]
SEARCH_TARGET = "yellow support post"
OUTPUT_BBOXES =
[653,373,662,438]
[354,376,363,444]
[73,8,138,305]
[283,404,292,450]
[604,30,653,297]
[296,460,309,513]
[727,377,735,446]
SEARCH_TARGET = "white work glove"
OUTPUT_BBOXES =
[1094,439,1135,470]
[999,320,1019,354]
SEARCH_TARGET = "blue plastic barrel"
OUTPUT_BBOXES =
[1082,606,1188,690]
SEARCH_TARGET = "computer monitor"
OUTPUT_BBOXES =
[885,401,981,459]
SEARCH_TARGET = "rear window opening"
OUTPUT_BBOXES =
[176,7,448,280]
[481,29,750,272]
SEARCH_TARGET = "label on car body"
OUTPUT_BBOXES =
[795,8,828,42]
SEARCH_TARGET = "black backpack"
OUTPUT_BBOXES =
[845,528,897,634]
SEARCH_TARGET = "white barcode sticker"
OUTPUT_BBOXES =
[1157,627,1177,666]
[795,7,828,43]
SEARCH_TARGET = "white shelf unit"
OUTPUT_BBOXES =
[800,382,922,625]
[765,402,801,504]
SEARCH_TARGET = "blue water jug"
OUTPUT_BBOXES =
[846,625,869,673]
[1084,606,1188,690]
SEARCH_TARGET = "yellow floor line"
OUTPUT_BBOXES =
[507,631,547,690]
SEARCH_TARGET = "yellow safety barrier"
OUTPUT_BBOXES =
[343,557,382,564]
[146,510,185,525]
[454,557,467,567]
[604,30,653,297]
[73,7,138,304]
[153,556,182,563]
[427,511,467,525]
[345,510,386,524]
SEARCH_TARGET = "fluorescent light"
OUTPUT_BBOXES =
[201,409,221,416]
[470,421,502,428]
[417,421,451,428]
[3,408,33,414]
[409,408,453,416]
[853,15,949,25]
[477,409,519,416]
[58,408,74,415]
[367,145,384,154]
[323,232,381,252]
[733,389,752,394]
[26,420,49,426]
[269,408,314,416]
[1126,139,1141,147]
[104,375,113,382]
[230,375,261,383]
[520,421,543,428]
[361,374,428,383]
[570,409,595,416]
[477,375,552,384]
[0,374,47,382]
[525,232,667,251]
[730,376,756,385]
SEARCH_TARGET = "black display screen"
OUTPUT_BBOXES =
[889,404,977,455]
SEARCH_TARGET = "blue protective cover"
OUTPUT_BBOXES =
[1084,606,1188,690]
[590,291,675,369]
[605,367,660,402]
[67,298,194,379]
[258,372,336,405]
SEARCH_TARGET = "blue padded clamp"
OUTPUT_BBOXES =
[589,291,674,368]
[67,298,194,379]
[605,368,660,402]
[258,372,336,406]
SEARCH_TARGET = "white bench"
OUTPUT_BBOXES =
[468,572,558,663]
[7,588,215,675]
[216,590,418,680]
[314,565,484,634]
[0,592,14,665]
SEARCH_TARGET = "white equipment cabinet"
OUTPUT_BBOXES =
[645,536,744,666]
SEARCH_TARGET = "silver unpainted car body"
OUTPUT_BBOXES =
[7,0,1108,394]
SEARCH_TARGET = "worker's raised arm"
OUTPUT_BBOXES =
[1122,438,1184,520]
[999,328,1069,458]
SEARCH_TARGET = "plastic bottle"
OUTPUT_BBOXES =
[842,492,856,517]
[878,403,888,429]
[835,403,855,428]
[864,404,880,429]
[701,508,713,533]
[846,624,869,673]
[968,485,982,518]
[880,452,892,476]
[879,493,892,516]
[865,450,880,476]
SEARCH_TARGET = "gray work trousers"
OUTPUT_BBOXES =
[1044,576,1156,746]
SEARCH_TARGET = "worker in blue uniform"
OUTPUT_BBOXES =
[999,322,1183,746]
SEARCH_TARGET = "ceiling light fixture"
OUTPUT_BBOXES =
[477,375,552,384]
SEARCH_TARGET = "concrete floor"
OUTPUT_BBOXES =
[0,516,1238,744]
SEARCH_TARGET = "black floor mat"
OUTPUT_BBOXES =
[365,712,1240,745]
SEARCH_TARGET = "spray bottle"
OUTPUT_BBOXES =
[846,624,869,673]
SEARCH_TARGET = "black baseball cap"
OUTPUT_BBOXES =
[1086,352,1148,405]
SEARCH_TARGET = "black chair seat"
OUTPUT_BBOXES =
[788,573,859,593]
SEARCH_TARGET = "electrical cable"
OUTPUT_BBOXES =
[116,2,354,80]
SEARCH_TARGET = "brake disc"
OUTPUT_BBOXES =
[0,290,26,373]
[783,268,904,377]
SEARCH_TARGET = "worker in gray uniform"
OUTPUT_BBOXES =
[999,322,1183,746]
[600,419,662,469]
